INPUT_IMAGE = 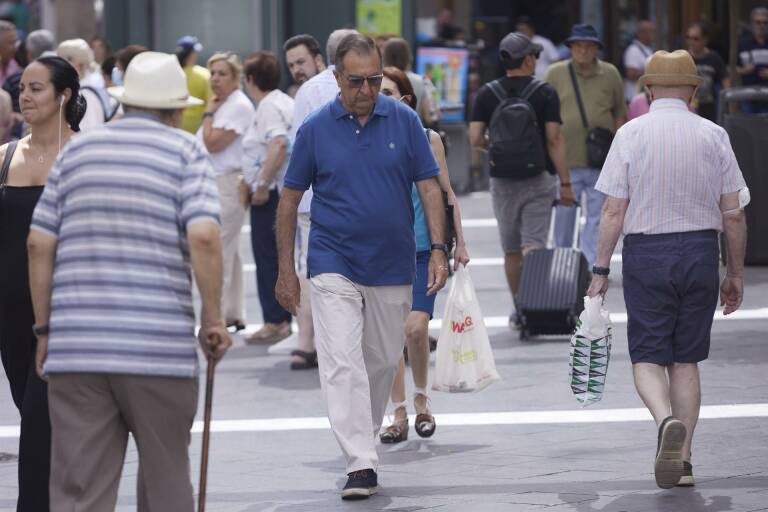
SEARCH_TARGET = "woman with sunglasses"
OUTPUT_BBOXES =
[0,55,84,511]
[378,66,470,443]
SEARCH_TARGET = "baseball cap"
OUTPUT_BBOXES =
[499,32,543,62]
[176,36,203,53]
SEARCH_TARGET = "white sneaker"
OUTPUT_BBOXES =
[267,332,300,355]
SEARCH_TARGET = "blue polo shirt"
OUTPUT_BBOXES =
[284,94,439,286]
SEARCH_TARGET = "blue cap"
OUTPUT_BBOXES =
[564,24,603,49]
[176,36,203,53]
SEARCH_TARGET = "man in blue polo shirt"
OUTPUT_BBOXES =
[276,33,448,500]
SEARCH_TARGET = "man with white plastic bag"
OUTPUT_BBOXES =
[569,296,612,406]
[433,266,501,393]
[587,51,748,490]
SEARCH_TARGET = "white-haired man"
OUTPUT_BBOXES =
[588,50,748,490]
[28,52,232,509]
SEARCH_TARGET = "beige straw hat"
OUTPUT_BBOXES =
[108,51,203,109]
[638,50,704,88]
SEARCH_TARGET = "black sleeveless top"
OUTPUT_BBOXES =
[0,142,44,334]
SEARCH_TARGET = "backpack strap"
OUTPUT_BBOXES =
[487,79,508,102]
[519,79,546,101]
[81,85,111,122]
[0,140,18,191]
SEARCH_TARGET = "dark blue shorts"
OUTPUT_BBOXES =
[622,230,719,366]
[411,251,437,318]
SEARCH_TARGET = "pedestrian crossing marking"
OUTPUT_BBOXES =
[1,404,765,437]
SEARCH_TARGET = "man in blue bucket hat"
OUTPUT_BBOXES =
[545,24,626,270]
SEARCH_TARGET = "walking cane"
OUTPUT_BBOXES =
[198,355,215,512]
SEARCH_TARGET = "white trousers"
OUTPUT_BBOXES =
[310,273,411,473]
[295,213,314,351]
[215,172,247,322]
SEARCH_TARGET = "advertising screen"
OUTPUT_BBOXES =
[416,47,470,123]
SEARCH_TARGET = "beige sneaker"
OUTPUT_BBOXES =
[244,322,291,345]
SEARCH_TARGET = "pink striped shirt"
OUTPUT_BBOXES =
[595,98,746,234]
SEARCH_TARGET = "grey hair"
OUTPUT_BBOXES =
[326,28,358,65]
[752,6,768,19]
[26,30,55,60]
[334,33,381,75]
[0,20,15,34]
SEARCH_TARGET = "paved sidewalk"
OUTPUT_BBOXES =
[0,192,766,511]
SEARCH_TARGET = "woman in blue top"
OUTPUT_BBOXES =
[378,67,469,443]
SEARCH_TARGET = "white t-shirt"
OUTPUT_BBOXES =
[242,89,294,191]
[197,89,254,175]
[533,35,560,80]
[78,86,106,132]
[623,40,653,101]
[290,66,340,212]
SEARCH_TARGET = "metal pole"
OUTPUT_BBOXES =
[729,0,740,86]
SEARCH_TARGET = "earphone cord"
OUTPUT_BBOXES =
[58,98,63,153]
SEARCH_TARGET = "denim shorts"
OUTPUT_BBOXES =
[411,251,437,318]
[622,230,719,365]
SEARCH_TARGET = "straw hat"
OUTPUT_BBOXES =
[108,51,203,109]
[638,50,703,88]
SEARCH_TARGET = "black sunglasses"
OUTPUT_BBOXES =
[344,73,384,89]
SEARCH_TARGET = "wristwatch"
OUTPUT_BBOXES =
[430,243,449,254]
[202,112,214,118]
[32,324,49,336]
[592,265,610,276]
[255,178,272,189]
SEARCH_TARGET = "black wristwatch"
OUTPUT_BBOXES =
[592,265,610,276]
[32,324,49,336]
[430,243,449,254]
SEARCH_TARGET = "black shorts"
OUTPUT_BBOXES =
[622,230,719,366]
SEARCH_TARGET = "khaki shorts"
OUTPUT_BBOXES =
[490,173,556,254]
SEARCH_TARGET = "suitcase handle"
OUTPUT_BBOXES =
[547,200,582,250]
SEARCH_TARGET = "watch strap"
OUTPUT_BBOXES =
[430,243,449,254]
[592,265,610,276]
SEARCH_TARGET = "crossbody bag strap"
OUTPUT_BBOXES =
[0,140,19,191]
[568,62,589,129]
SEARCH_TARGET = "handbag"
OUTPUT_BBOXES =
[568,62,614,169]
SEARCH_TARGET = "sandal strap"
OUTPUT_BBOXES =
[413,387,429,399]
[391,400,408,411]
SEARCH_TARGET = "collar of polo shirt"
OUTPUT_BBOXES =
[330,94,393,120]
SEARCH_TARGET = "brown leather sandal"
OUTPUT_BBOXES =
[413,388,436,438]
[379,402,408,444]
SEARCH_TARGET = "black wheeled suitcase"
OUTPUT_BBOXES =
[516,203,590,340]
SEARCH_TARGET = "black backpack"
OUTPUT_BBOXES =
[487,79,547,180]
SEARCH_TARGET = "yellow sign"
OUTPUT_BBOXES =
[356,0,401,36]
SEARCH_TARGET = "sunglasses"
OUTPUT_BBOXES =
[686,35,702,41]
[344,73,384,89]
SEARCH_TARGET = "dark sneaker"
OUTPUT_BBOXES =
[676,461,695,487]
[341,469,378,500]
[654,416,687,489]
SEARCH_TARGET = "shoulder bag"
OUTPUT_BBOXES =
[568,62,614,169]
[0,140,18,198]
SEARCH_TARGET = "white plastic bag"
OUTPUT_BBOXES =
[432,266,501,393]
[569,296,613,407]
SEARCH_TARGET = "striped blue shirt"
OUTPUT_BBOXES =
[30,113,221,378]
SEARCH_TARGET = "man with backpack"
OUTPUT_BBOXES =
[469,31,573,326]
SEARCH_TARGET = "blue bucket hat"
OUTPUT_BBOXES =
[564,24,604,49]
[176,35,203,53]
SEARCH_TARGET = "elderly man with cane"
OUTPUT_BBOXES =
[28,51,231,510]
[588,50,748,489]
